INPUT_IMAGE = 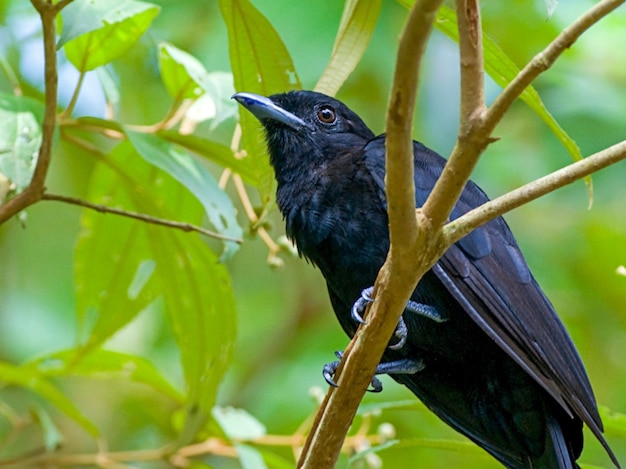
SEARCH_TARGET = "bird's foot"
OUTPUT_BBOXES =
[351,286,448,350]
[323,351,424,392]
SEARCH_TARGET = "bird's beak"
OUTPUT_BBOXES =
[232,92,309,131]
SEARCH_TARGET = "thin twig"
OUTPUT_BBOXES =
[485,0,625,130]
[42,193,242,243]
[445,139,626,244]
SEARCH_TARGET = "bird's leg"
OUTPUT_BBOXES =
[351,287,448,350]
[323,351,424,392]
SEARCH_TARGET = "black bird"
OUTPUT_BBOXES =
[233,90,620,469]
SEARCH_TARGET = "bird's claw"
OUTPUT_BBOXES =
[322,351,384,392]
[351,287,448,352]
[323,352,424,393]
[351,287,374,324]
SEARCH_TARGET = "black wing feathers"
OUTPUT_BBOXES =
[364,136,618,466]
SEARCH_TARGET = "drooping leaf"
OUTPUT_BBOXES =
[125,130,242,259]
[315,0,382,96]
[27,349,183,402]
[95,66,121,109]
[0,93,44,192]
[0,361,99,435]
[61,0,160,71]
[30,404,64,451]
[157,129,257,184]
[219,0,301,205]
[158,42,208,101]
[75,144,161,351]
[75,141,237,443]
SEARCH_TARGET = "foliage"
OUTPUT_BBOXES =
[0,0,625,467]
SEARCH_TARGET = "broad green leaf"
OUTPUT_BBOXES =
[315,0,382,96]
[0,361,98,435]
[219,0,301,206]
[158,42,207,101]
[61,0,160,71]
[75,145,160,351]
[0,93,44,192]
[125,131,242,259]
[76,142,236,442]
[30,404,63,451]
[27,349,183,402]
[157,130,257,184]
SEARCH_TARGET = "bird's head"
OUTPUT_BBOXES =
[232,90,375,177]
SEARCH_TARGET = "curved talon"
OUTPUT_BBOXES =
[370,376,383,393]
[322,351,344,387]
[388,316,408,350]
[351,287,374,324]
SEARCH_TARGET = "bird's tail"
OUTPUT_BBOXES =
[532,411,580,469]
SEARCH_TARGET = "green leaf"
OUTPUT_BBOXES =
[27,349,183,402]
[75,146,160,351]
[212,406,266,440]
[315,0,382,96]
[76,142,237,443]
[61,0,160,71]
[30,404,63,451]
[157,130,257,184]
[0,93,44,192]
[0,361,99,435]
[219,0,301,206]
[125,131,242,259]
[158,42,207,101]
[95,66,121,108]
[235,444,268,469]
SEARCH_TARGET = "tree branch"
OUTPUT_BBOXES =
[297,1,445,467]
[0,1,58,225]
[41,193,242,243]
[485,0,625,130]
[444,139,626,245]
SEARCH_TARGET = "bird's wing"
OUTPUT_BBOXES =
[363,137,617,463]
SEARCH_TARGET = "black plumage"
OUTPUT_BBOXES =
[233,90,620,469]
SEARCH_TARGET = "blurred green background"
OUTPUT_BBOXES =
[0,0,625,467]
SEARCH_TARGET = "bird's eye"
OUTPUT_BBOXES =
[316,105,337,124]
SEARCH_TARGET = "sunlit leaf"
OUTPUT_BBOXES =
[315,0,382,96]
[193,71,239,130]
[212,406,266,440]
[219,0,301,205]
[0,93,44,192]
[125,131,242,259]
[61,0,160,71]
[28,349,183,402]
[158,42,207,101]
[236,444,268,469]
[0,361,98,435]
